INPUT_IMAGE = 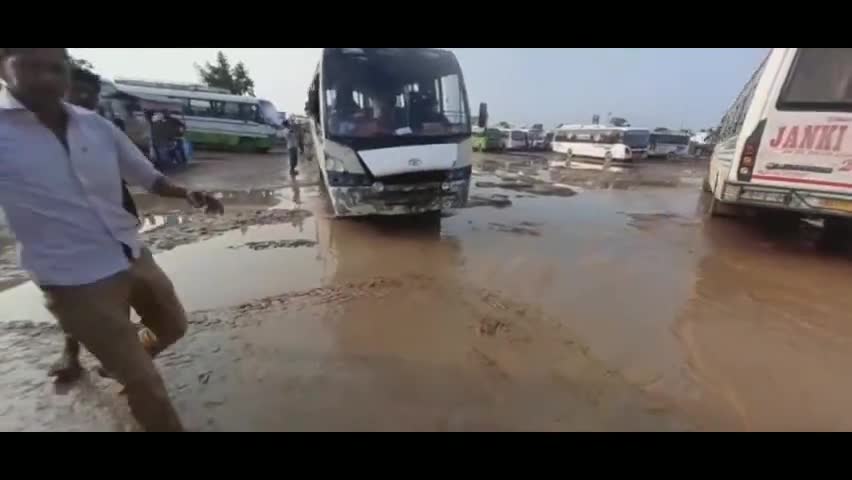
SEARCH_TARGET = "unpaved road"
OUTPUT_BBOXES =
[2,149,852,431]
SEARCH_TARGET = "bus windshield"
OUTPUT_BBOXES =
[778,48,852,112]
[322,48,470,140]
[621,130,651,148]
[258,100,282,127]
[650,133,690,145]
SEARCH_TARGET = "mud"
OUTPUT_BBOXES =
[475,180,577,197]
[4,149,852,431]
[488,222,542,237]
[143,209,313,253]
[466,194,513,209]
[229,239,318,251]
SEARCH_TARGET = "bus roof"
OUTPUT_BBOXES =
[650,129,691,137]
[324,47,454,58]
[113,83,265,105]
[556,124,649,132]
[115,78,231,94]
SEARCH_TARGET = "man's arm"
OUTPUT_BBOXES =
[108,119,224,214]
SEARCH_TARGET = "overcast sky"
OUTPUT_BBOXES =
[70,48,768,131]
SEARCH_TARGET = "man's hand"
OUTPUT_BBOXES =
[187,191,224,215]
[151,177,224,214]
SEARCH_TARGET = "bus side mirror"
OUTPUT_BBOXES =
[478,103,488,128]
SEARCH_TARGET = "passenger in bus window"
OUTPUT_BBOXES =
[329,86,362,135]
[410,91,449,134]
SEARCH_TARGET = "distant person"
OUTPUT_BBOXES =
[160,111,188,166]
[0,48,224,431]
[285,125,300,175]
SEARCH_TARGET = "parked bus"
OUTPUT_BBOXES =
[551,125,650,161]
[499,128,528,150]
[472,126,504,151]
[704,48,852,230]
[305,48,474,217]
[648,130,691,158]
[109,79,281,153]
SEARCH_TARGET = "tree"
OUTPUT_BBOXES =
[196,51,256,96]
[231,62,255,97]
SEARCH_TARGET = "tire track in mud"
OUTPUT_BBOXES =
[0,272,699,431]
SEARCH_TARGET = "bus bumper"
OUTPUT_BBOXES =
[721,181,852,218]
[327,179,471,217]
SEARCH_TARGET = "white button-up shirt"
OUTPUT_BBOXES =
[0,88,163,287]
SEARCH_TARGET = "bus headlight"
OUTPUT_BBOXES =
[372,182,384,193]
[324,140,365,174]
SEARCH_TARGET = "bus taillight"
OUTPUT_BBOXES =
[737,119,767,182]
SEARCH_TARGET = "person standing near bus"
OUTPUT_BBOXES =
[286,122,299,175]
[0,48,224,431]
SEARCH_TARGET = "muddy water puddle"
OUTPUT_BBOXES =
[7,151,852,429]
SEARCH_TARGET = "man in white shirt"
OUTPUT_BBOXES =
[0,48,223,431]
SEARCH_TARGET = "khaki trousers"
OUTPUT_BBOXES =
[42,248,187,432]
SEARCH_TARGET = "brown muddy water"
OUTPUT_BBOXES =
[2,152,852,431]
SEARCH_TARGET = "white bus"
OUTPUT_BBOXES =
[551,125,650,161]
[705,48,852,229]
[648,130,691,158]
[497,127,528,150]
[108,79,281,153]
[305,48,474,217]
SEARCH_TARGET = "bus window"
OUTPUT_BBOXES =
[223,102,240,118]
[622,130,650,148]
[189,98,213,116]
[778,48,852,111]
[440,74,466,125]
[237,104,259,122]
[322,49,470,138]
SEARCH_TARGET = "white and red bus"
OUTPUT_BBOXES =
[705,48,852,229]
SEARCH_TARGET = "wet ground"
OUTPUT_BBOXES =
[2,149,852,431]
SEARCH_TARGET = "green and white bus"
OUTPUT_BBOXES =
[111,79,281,152]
